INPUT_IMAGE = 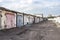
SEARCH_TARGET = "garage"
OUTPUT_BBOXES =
[16,13,23,27]
[5,13,16,29]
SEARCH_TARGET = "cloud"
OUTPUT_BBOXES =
[0,0,3,2]
[2,0,33,8]
[2,0,60,9]
[0,0,60,16]
[43,1,60,7]
[20,0,33,4]
[32,0,60,8]
[1,0,33,12]
[3,0,16,2]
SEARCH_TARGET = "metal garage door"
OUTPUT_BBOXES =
[5,13,15,29]
[16,15,23,27]
[24,15,29,25]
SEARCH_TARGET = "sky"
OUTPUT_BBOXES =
[0,0,60,16]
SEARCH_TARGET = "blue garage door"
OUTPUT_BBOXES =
[17,15,23,27]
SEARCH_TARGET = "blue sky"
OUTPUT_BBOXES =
[0,0,60,16]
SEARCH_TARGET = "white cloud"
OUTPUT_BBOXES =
[5,0,16,2]
[23,7,33,11]
[32,0,60,8]
[1,0,60,14]
[1,2,33,12]
[1,0,54,9]
[1,0,60,8]
[0,0,3,2]
[1,0,33,9]
[2,3,26,8]
[20,0,33,4]
[43,2,60,7]
[1,0,33,10]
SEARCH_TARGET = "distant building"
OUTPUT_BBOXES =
[54,15,60,23]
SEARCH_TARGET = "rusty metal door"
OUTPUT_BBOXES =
[5,13,15,29]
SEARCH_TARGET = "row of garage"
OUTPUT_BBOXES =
[0,7,43,30]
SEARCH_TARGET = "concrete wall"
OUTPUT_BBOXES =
[1,11,6,29]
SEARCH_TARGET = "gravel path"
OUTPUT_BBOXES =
[0,21,60,40]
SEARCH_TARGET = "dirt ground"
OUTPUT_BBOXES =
[0,21,60,40]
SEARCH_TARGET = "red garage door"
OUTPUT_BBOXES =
[5,13,15,29]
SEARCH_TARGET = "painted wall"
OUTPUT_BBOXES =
[0,11,2,30]
[0,15,1,28]
[1,11,6,29]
